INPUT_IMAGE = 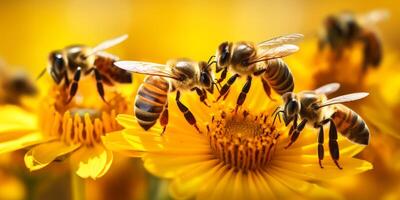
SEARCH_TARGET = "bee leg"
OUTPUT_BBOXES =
[328,118,342,170]
[288,115,298,136]
[217,67,228,84]
[217,74,239,101]
[160,102,169,135]
[93,67,107,103]
[66,67,81,103]
[235,76,252,112]
[285,118,307,149]
[63,71,70,87]
[261,78,275,101]
[194,87,210,107]
[316,124,325,168]
[176,91,201,133]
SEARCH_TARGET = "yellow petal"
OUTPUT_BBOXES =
[168,160,222,200]
[70,145,113,179]
[266,168,343,199]
[144,153,216,178]
[270,157,372,181]
[0,105,37,128]
[102,131,145,157]
[24,141,80,171]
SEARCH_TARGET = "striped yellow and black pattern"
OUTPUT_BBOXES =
[262,58,294,95]
[331,104,370,145]
[135,76,169,130]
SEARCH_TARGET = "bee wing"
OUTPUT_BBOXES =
[89,34,128,55]
[114,61,180,80]
[314,83,341,95]
[358,10,389,26]
[317,93,369,109]
[257,33,304,48]
[247,44,299,64]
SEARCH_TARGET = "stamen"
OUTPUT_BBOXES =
[39,91,129,146]
[208,108,280,173]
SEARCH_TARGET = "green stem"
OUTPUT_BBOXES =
[71,170,85,200]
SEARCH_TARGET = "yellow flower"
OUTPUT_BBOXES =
[0,79,131,179]
[104,78,372,199]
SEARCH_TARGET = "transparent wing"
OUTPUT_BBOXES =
[114,61,180,80]
[90,34,128,55]
[314,83,341,95]
[258,33,304,48]
[247,44,299,65]
[318,93,369,108]
[358,10,389,26]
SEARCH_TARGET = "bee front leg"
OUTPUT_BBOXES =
[217,67,228,85]
[194,87,210,107]
[235,76,252,112]
[285,118,307,149]
[217,74,239,101]
[159,102,169,135]
[67,67,82,104]
[176,91,201,133]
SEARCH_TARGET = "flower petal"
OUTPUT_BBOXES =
[24,141,80,171]
[144,153,216,178]
[70,145,113,179]
[0,105,37,128]
[102,131,145,157]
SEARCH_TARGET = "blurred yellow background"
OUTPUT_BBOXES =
[0,0,399,73]
[0,0,399,200]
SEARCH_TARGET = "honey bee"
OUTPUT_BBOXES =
[0,63,37,105]
[38,35,132,103]
[214,33,303,109]
[114,58,215,133]
[319,10,389,73]
[274,83,370,169]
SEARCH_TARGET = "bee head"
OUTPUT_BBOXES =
[282,92,300,125]
[216,42,231,72]
[199,61,215,94]
[49,51,67,84]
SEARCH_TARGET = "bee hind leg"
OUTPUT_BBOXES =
[66,67,82,104]
[327,118,342,169]
[261,78,276,101]
[176,91,201,133]
[160,102,169,135]
[235,76,252,112]
[93,67,108,104]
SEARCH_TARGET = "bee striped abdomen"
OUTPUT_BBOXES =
[262,58,294,95]
[331,104,370,145]
[94,56,132,84]
[135,76,169,130]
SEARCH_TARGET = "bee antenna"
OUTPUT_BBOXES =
[207,55,216,65]
[36,67,47,81]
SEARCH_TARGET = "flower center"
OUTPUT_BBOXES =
[39,87,130,146]
[207,109,280,173]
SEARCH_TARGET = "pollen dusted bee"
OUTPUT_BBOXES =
[214,33,303,109]
[319,10,389,73]
[38,35,132,103]
[114,58,215,133]
[274,83,370,169]
[0,63,37,105]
